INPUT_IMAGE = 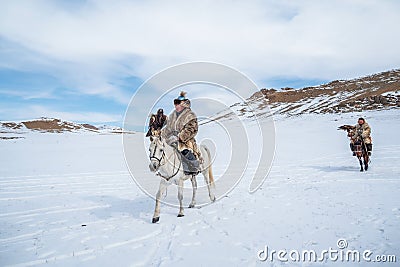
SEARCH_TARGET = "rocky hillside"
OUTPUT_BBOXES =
[0,118,127,139]
[251,68,400,116]
[200,69,400,124]
[0,118,100,133]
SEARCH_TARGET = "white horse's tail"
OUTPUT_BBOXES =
[208,163,215,188]
[202,145,215,188]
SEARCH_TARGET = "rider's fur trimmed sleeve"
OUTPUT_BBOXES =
[178,118,198,143]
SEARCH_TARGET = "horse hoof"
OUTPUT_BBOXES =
[360,169,364,172]
[177,214,184,217]
[152,217,160,223]
[188,203,195,208]
[365,166,368,171]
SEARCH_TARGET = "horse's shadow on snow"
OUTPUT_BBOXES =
[306,165,358,172]
[85,195,154,223]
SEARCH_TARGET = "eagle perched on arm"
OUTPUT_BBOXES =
[338,125,356,138]
[337,125,355,132]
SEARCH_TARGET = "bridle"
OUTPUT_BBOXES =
[149,141,165,166]
[149,138,182,181]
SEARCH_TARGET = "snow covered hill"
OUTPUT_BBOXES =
[0,118,99,133]
[259,69,400,115]
[205,69,400,124]
[0,118,127,140]
[1,109,399,266]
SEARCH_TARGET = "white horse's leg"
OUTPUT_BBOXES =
[177,178,185,217]
[189,175,197,208]
[152,180,168,223]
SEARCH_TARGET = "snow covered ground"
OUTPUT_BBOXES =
[1,110,399,266]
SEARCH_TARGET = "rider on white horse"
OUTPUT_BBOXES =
[161,91,201,175]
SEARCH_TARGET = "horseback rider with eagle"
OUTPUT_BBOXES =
[349,117,373,156]
[161,91,201,175]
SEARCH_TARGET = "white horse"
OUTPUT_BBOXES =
[148,135,216,223]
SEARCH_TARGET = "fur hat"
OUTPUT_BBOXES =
[174,91,190,107]
[175,91,187,101]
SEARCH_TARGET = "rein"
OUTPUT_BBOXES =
[150,141,182,181]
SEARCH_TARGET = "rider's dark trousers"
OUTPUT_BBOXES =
[181,149,200,175]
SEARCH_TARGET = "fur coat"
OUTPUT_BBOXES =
[161,107,200,157]
[352,121,372,144]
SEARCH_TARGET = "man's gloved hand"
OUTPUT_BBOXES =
[167,135,179,147]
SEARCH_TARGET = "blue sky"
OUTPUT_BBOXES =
[0,0,399,125]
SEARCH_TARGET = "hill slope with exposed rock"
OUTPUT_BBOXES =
[253,68,400,115]
[1,118,100,133]
[0,118,128,140]
[204,69,400,123]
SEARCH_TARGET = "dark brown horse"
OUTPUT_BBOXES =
[353,137,370,172]
[338,125,371,172]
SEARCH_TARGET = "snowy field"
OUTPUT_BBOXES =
[1,110,399,266]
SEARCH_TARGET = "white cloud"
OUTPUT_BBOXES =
[0,89,56,100]
[0,0,399,93]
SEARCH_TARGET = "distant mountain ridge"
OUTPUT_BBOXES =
[0,117,126,136]
[2,69,399,135]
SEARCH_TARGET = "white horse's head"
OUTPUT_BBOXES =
[148,135,165,172]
